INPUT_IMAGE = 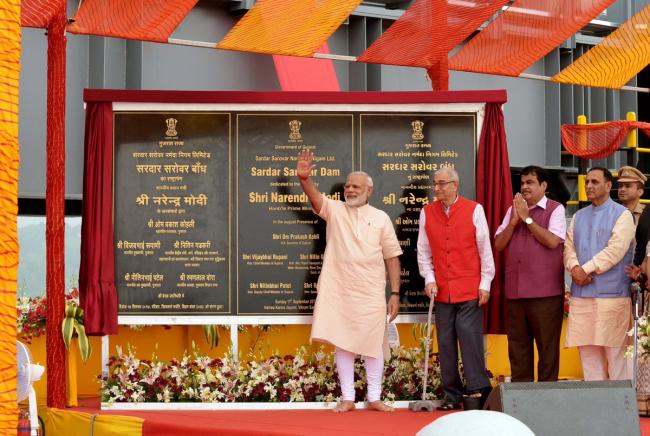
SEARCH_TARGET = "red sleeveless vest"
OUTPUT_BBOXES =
[424,196,481,303]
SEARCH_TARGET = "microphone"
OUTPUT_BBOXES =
[631,281,642,306]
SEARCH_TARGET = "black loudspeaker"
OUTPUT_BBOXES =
[483,380,640,436]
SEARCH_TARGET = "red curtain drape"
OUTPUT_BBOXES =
[79,102,118,336]
[477,102,511,335]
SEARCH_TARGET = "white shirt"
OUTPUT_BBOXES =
[417,197,495,291]
[494,196,566,239]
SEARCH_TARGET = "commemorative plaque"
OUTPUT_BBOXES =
[114,112,231,315]
[112,108,480,318]
[236,113,354,315]
[360,113,477,313]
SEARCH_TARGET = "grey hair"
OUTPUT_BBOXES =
[347,171,374,187]
[434,167,459,183]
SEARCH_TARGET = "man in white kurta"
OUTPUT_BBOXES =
[297,150,402,412]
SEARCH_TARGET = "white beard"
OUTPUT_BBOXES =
[345,191,369,207]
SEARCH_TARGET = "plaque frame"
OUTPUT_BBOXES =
[112,101,485,325]
[84,90,508,410]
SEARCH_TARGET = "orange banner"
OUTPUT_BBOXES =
[450,0,614,76]
[217,0,362,57]
[359,0,508,68]
[67,0,198,42]
[21,0,58,28]
[553,5,650,89]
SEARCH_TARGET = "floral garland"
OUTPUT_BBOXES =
[100,344,442,404]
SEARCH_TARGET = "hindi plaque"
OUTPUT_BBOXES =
[114,112,231,315]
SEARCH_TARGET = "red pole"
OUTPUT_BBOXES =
[45,3,67,409]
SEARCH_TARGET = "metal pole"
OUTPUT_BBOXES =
[164,38,650,93]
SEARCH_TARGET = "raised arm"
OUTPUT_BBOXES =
[297,150,323,213]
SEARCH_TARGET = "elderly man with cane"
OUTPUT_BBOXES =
[417,167,494,410]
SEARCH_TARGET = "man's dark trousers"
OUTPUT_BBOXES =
[506,294,564,382]
[435,299,492,403]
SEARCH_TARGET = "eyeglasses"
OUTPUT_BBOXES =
[433,180,455,188]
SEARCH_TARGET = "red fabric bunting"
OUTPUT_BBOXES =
[358,0,509,69]
[21,0,59,28]
[450,0,616,76]
[561,121,650,159]
[67,0,198,42]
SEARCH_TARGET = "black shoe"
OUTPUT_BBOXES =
[436,401,462,411]
[462,386,493,410]
[479,386,493,408]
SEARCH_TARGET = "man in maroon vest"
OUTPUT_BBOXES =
[494,166,566,382]
[417,167,494,410]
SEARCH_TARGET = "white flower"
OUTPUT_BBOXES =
[264,384,277,400]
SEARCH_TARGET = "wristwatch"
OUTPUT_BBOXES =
[524,217,533,225]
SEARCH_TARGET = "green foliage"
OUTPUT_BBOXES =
[62,300,91,362]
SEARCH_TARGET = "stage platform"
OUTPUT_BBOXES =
[42,397,650,436]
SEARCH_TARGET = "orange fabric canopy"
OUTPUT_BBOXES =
[21,0,59,28]
[216,0,362,57]
[553,5,650,89]
[67,0,198,43]
[450,0,615,76]
[358,0,508,68]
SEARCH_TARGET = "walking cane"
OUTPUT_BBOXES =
[409,297,436,412]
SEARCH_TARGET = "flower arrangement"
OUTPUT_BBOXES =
[17,287,83,343]
[628,314,650,360]
[100,343,442,404]
[17,287,92,361]
[16,294,47,343]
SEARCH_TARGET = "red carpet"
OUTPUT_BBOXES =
[71,398,650,436]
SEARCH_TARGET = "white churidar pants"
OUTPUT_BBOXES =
[335,347,384,402]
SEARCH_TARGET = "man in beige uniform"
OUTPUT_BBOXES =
[620,166,648,277]
[617,165,646,224]
[296,150,402,412]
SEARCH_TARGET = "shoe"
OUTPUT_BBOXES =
[436,401,462,411]
[462,386,493,410]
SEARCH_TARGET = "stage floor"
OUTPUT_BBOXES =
[58,397,650,436]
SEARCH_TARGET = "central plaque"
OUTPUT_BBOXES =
[236,113,354,315]
[360,113,477,313]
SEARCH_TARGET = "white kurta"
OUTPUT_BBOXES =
[310,195,402,359]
